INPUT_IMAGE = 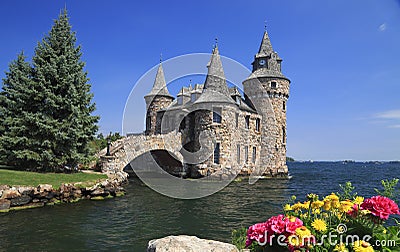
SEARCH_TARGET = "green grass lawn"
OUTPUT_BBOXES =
[0,169,107,189]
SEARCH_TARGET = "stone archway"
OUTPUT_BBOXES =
[99,131,183,176]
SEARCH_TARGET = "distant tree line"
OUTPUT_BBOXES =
[0,9,99,172]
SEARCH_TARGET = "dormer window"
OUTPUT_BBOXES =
[271,81,277,89]
[177,96,183,105]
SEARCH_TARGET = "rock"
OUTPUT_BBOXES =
[37,184,53,193]
[0,199,11,210]
[17,186,34,195]
[1,189,21,199]
[91,188,107,197]
[0,185,10,191]
[147,235,239,252]
[10,195,32,206]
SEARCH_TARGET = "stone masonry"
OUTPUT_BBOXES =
[101,29,291,178]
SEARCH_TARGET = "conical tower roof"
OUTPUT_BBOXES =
[194,45,234,104]
[203,45,230,96]
[256,30,274,57]
[144,62,173,99]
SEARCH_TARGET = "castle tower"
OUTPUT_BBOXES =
[243,29,290,176]
[144,62,174,135]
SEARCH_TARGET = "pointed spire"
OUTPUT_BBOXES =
[257,30,274,56]
[145,61,173,99]
[203,44,230,97]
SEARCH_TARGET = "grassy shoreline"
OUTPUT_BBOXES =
[0,169,107,188]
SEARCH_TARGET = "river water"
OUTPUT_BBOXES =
[0,162,399,251]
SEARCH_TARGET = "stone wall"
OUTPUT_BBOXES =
[243,77,289,175]
[145,96,174,135]
[0,172,127,213]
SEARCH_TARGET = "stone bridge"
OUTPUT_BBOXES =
[98,131,183,175]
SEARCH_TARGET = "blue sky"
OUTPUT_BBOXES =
[1,1,400,161]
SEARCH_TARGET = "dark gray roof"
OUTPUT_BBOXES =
[195,46,234,105]
[144,63,174,99]
[256,31,274,57]
[246,68,289,81]
[202,46,230,96]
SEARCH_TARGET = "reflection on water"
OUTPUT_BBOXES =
[0,162,399,251]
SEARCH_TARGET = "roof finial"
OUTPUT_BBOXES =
[214,37,218,49]
[264,20,267,31]
[160,53,162,63]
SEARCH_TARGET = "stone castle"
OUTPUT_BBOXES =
[143,29,290,178]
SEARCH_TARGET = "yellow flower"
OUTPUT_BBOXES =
[339,200,354,212]
[311,200,324,209]
[323,199,332,211]
[312,208,321,214]
[295,226,312,239]
[288,235,301,247]
[302,201,310,209]
[332,200,341,209]
[353,196,364,205]
[311,218,327,232]
[292,202,303,211]
[325,193,339,201]
[334,243,349,252]
[353,240,374,252]
[284,204,292,211]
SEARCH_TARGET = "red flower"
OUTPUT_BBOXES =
[347,203,359,218]
[246,215,304,248]
[246,222,267,247]
[360,196,400,220]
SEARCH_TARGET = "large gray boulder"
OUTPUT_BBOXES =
[147,235,239,252]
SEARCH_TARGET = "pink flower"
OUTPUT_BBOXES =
[246,215,305,247]
[266,214,287,234]
[285,217,303,234]
[360,196,400,220]
[246,222,267,247]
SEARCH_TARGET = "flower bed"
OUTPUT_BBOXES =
[235,181,400,252]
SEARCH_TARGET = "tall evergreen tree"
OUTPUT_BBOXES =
[0,52,39,169]
[0,9,99,171]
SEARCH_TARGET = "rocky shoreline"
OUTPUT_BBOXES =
[0,171,128,213]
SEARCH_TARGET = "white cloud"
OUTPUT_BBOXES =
[375,109,400,119]
[388,125,400,128]
[379,23,387,32]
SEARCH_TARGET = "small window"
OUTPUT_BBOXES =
[177,96,183,105]
[283,127,286,144]
[245,115,250,129]
[213,143,220,164]
[213,107,222,123]
[283,101,286,111]
[191,93,196,102]
[146,116,151,131]
[235,113,239,128]
[237,144,240,163]
[244,146,249,163]
[255,118,260,132]
[271,81,277,89]
[252,147,256,163]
